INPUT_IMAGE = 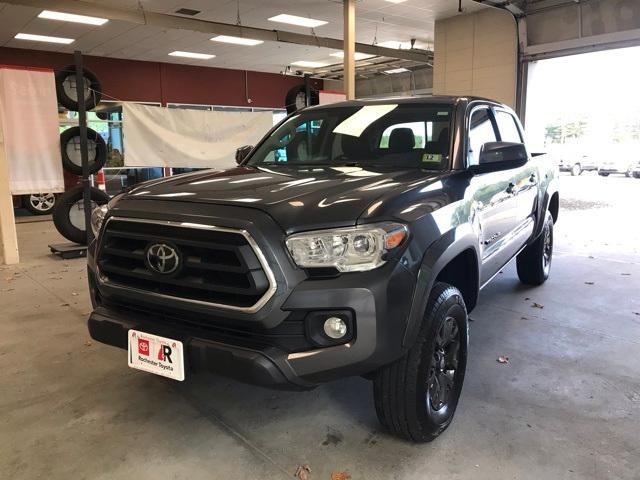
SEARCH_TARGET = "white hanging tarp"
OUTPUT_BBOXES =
[122,103,273,168]
[0,66,64,194]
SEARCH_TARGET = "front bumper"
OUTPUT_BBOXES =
[87,201,415,389]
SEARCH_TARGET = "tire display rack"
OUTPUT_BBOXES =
[49,51,108,258]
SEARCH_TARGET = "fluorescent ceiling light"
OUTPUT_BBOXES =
[330,51,375,61]
[268,14,327,28]
[14,33,74,44]
[291,60,328,68]
[385,0,408,3]
[211,35,263,46]
[38,10,108,25]
[384,67,410,74]
[169,51,215,60]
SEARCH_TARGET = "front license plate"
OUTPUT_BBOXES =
[127,330,185,381]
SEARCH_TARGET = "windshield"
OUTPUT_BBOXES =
[246,103,453,170]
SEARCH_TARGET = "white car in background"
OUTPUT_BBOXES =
[598,159,635,177]
[597,144,637,177]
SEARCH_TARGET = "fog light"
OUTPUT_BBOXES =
[323,317,347,339]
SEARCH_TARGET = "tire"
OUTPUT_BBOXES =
[517,210,554,286]
[570,163,581,176]
[285,84,319,114]
[22,193,57,215]
[53,186,109,245]
[373,282,468,442]
[598,172,609,177]
[55,66,102,111]
[634,172,640,179]
[60,127,107,175]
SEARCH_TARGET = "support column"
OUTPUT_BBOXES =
[0,134,19,265]
[343,0,356,100]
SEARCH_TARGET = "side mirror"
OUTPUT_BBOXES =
[235,145,253,165]
[472,142,528,173]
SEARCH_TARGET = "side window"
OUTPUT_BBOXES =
[264,120,324,164]
[468,108,497,166]
[495,110,522,143]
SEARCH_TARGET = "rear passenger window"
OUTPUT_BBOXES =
[468,108,497,166]
[495,111,522,143]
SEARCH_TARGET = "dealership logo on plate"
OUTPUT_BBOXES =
[138,338,150,356]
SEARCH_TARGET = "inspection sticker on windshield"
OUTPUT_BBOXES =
[422,153,442,164]
[128,330,185,381]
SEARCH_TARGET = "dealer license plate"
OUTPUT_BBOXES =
[127,330,185,381]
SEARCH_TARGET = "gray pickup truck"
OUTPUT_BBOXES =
[87,96,559,442]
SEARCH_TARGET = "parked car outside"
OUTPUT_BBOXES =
[596,143,636,177]
[551,145,597,176]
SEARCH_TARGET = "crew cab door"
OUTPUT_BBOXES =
[493,109,538,242]
[467,106,519,284]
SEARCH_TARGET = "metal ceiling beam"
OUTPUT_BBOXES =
[3,0,431,63]
[473,0,525,16]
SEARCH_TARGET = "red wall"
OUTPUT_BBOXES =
[0,47,322,108]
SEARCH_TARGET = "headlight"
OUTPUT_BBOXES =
[285,222,408,272]
[90,204,109,237]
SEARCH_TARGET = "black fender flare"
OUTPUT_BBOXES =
[401,224,480,348]
[532,176,559,240]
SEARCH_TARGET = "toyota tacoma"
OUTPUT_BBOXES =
[87,96,559,442]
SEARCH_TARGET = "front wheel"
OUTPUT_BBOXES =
[373,282,468,442]
[516,210,554,285]
[598,171,610,177]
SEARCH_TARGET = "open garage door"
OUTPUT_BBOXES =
[522,0,640,61]
[523,45,640,259]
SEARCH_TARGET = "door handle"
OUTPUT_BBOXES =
[506,182,516,195]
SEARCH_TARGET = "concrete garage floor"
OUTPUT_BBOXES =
[1,175,639,480]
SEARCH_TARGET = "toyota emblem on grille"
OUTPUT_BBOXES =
[146,243,180,275]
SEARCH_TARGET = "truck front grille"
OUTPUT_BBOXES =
[97,218,275,311]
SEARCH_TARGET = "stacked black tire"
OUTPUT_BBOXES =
[52,66,109,245]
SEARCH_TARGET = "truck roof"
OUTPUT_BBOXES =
[305,95,502,110]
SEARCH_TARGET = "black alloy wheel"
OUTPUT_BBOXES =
[373,282,468,442]
[516,210,554,285]
[427,315,461,416]
[542,219,553,277]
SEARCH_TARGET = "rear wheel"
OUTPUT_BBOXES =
[373,282,468,442]
[571,163,581,176]
[517,210,553,285]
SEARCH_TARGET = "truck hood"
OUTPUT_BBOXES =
[126,166,442,233]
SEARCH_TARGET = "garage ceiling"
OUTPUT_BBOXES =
[0,0,486,76]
